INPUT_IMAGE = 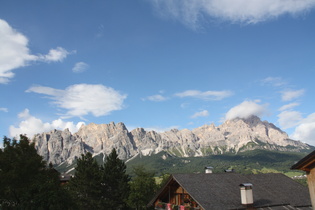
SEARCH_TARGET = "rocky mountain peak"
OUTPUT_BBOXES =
[32,115,312,165]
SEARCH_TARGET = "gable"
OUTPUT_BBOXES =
[149,173,311,209]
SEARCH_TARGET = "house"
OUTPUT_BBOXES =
[291,150,315,209]
[59,173,73,185]
[148,172,311,210]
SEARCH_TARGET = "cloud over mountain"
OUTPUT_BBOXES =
[9,109,85,138]
[225,100,268,120]
[291,113,315,145]
[26,84,127,118]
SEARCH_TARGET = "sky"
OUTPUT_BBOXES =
[1,0,315,146]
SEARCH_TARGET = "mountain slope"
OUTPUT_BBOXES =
[32,115,312,165]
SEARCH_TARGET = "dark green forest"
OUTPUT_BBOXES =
[0,136,157,210]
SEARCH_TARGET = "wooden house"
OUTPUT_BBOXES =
[291,150,315,209]
[148,172,311,210]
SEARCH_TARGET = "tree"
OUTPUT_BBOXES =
[68,152,102,209]
[102,148,130,209]
[128,166,157,210]
[0,135,72,209]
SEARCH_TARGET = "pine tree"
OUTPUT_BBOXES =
[128,166,157,210]
[68,152,102,209]
[101,148,130,209]
[0,135,72,209]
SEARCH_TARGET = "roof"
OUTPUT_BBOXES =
[149,173,311,210]
[291,150,315,171]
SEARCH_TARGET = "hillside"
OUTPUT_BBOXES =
[54,149,308,180]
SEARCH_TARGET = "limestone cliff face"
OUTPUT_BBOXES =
[32,116,311,165]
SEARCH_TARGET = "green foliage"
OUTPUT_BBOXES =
[201,146,213,155]
[295,178,308,186]
[68,152,102,209]
[128,165,157,210]
[0,135,72,209]
[101,148,130,209]
[126,149,309,175]
[157,173,171,188]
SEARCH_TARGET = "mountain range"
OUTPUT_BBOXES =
[32,115,312,166]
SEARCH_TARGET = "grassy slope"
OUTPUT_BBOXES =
[54,149,309,184]
[125,149,308,177]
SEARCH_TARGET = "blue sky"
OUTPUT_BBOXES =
[1,0,315,145]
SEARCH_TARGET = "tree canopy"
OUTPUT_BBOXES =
[128,166,157,210]
[101,148,130,209]
[68,152,103,209]
[0,135,72,209]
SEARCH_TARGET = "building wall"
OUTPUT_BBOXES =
[307,168,315,210]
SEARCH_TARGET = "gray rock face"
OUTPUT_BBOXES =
[32,115,311,165]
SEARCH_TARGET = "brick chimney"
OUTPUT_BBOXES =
[240,183,253,208]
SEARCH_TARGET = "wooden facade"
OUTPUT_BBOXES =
[153,178,201,209]
[291,150,315,210]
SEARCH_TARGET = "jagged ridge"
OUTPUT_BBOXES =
[32,115,312,165]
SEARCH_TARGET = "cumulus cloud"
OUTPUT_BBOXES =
[277,110,303,129]
[9,109,85,138]
[291,113,315,145]
[72,62,89,73]
[191,110,209,118]
[278,102,300,111]
[150,0,315,28]
[225,100,268,120]
[175,90,232,101]
[38,47,70,62]
[281,89,305,101]
[261,77,286,87]
[0,19,70,84]
[26,84,127,118]
[144,94,168,102]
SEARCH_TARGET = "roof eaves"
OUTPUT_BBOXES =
[291,150,315,171]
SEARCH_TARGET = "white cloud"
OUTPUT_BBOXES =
[277,110,303,129]
[175,90,232,101]
[281,89,305,101]
[150,0,315,28]
[26,83,127,118]
[291,113,315,145]
[39,47,70,62]
[9,109,85,138]
[191,110,209,118]
[0,19,36,83]
[0,19,70,84]
[144,94,168,102]
[0,107,8,112]
[261,77,286,87]
[278,102,300,111]
[72,62,89,73]
[225,100,268,120]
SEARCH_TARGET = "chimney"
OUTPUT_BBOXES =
[239,183,253,207]
[205,166,213,174]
